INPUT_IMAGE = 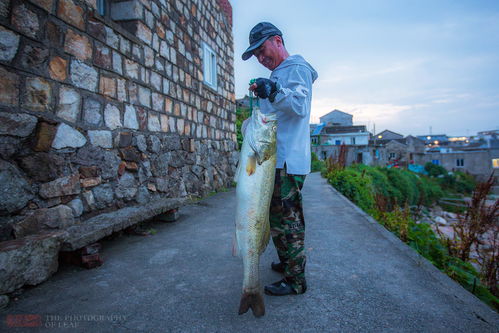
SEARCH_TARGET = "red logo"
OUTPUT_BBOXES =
[6,314,42,327]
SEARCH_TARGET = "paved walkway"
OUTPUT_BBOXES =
[1,173,498,332]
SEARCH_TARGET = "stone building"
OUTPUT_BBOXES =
[312,111,427,167]
[422,150,495,180]
[0,0,236,296]
[319,109,352,126]
[370,134,426,167]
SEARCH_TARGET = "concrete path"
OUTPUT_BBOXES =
[1,173,498,332]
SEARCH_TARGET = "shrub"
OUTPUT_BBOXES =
[382,168,419,206]
[373,207,410,241]
[311,152,325,172]
[327,168,375,212]
[407,222,449,269]
[416,176,444,206]
[351,165,398,209]
[425,162,447,177]
[323,163,498,311]
[454,171,476,194]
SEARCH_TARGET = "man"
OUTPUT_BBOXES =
[242,22,318,296]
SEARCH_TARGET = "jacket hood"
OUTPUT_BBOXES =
[274,55,318,82]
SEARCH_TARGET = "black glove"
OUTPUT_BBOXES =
[254,78,278,101]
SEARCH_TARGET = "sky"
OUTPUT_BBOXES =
[231,0,499,137]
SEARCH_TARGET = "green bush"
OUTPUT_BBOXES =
[454,171,476,194]
[334,164,443,209]
[311,152,325,172]
[425,162,447,177]
[416,176,445,206]
[424,163,476,195]
[323,163,497,311]
[382,168,419,206]
[327,168,375,212]
[407,222,449,269]
[373,209,410,240]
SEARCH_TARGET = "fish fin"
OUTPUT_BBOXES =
[234,161,240,182]
[234,150,243,182]
[232,232,240,257]
[238,292,265,318]
[245,154,257,176]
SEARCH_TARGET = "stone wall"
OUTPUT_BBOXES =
[0,0,237,241]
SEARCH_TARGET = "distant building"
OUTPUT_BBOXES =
[375,130,404,141]
[477,129,499,149]
[416,134,449,146]
[236,95,251,108]
[320,125,370,146]
[311,111,499,178]
[312,110,371,163]
[380,136,426,166]
[420,129,498,180]
[422,150,495,180]
[319,110,353,126]
[447,136,471,147]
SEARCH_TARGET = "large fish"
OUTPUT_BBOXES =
[234,107,277,318]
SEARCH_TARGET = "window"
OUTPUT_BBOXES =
[493,158,499,168]
[389,152,396,159]
[202,42,217,90]
[97,0,106,16]
[351,137,356,145]
[322,151,327,160]
[335,140,341,145]
[456,159,464,167]
[432,159,440,165]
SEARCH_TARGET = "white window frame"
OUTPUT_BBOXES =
[202,42,217,90]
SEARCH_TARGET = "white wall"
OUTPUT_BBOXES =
[323,133,369,146]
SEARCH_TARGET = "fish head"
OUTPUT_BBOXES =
[250,108,277,164]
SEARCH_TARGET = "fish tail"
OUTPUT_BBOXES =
[238,291,265,317]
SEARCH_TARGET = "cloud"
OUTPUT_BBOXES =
[317,58,428,85]
[311,96,412,127]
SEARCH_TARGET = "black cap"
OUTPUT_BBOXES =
[242,22,282,61]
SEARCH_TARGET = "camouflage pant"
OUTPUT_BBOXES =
[270,167,307,293]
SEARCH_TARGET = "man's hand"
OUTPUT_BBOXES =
[249,78,277,100]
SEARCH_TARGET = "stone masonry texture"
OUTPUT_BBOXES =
[0,0,236,247]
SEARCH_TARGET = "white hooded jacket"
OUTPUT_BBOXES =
[260,54,318,175]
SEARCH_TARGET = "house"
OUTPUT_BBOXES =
[320,109,353,126]
[312,110,372,164]
[477,129,499,149]
[420,130,498,179]
[375,130,404,141]
[422,150,494,180]
[382,136,426,166]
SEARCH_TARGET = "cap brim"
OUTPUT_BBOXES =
[241,37,268,60]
